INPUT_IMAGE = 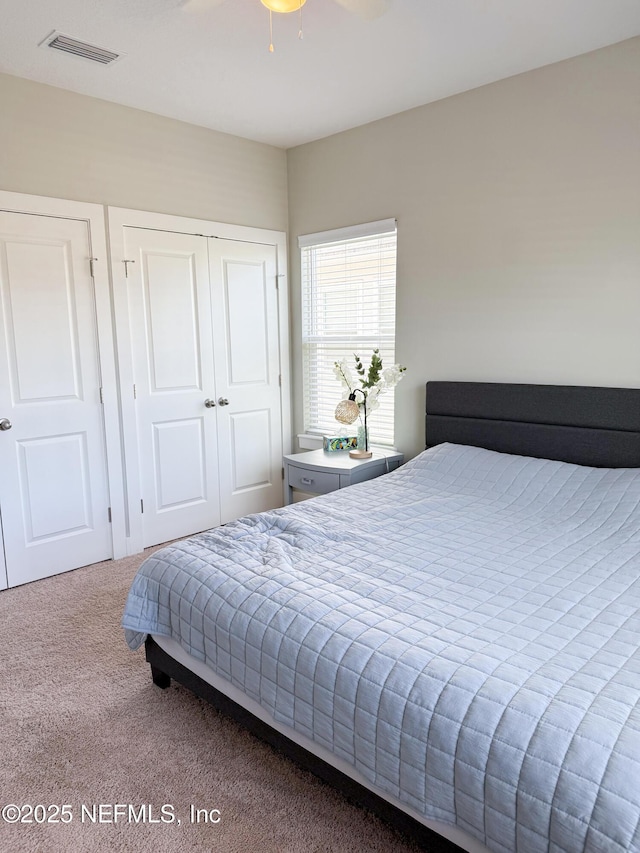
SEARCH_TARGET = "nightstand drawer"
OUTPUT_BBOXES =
[283,448,403,505]
[287,464,340,495]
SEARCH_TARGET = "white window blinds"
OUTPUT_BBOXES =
[299,219,398,446]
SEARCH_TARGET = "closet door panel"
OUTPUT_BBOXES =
[124,227,221,547]
[224,260,270,384]
[227,408,272,491]
[153,418,207,508]
[210,240,283,522]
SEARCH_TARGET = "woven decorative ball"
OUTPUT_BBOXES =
[334,398,360,425]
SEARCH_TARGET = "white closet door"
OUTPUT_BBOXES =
[209,239,283,522]
[124,227,221,546]
[0,211,112,586]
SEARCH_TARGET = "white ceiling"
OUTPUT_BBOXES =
[1,0,639,149]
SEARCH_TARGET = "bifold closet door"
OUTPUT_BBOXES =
[122,227,285,547]
[0,211,112,587]
[123,227,221,546]
[209,239,283,523]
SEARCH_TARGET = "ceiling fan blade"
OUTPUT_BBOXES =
[180,0,227,13]
[332,0,392,21]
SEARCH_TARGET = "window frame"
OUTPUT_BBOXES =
[298,218,398,447]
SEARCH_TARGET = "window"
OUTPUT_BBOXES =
[299,219,398,446]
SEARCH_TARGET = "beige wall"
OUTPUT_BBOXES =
[287,38,640,460]
[2,41,639,462]
[0,73,287,231]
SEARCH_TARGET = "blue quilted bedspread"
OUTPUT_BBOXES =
[122,443,640,852]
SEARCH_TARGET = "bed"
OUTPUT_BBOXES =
[122,381,640,853]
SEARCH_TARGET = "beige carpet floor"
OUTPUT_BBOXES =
[0,548,435,853]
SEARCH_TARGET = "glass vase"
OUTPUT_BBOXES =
[357,425,370,451]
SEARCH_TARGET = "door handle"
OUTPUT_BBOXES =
[0,418,12,431]
[217,398,230,406]
[204,398,216,408]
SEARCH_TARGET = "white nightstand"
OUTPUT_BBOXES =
[283,447,403,505]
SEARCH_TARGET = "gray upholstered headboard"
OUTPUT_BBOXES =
[426,382,640,468]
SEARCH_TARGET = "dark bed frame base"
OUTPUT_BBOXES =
[145,637,463,852]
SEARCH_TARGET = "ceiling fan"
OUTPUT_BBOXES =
[182,0,393,27]
[182,0,393,51]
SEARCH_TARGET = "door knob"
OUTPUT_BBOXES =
[204,398,216,408]
[217,397,229,406]
[0,418,12,431]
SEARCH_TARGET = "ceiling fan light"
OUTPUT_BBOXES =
[261,0,306,13]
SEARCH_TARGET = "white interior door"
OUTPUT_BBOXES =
[124,227,221,547]
[0,211,112,586]
[209,239,283,522]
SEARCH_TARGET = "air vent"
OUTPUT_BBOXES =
[39,31,123,65]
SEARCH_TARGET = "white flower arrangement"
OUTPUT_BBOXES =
[333,349,406,420]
